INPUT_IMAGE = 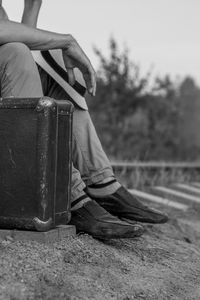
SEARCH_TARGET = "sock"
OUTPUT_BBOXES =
[71,192,91,211]
[86,177,121,198]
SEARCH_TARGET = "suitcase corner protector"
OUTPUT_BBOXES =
[36,97,56,112]
[33,217,53,232]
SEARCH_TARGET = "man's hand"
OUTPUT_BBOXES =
[22,1,96,96]
[62,38,96,96]
[1,2,96,96]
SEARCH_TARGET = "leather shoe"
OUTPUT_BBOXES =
[90,186,168,224]
[70,200,144,239]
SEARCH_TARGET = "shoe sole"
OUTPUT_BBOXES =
[120,215,169,224]
[77,226,145,240]
[100,207,169,224]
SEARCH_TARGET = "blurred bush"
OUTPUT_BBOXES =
[87,38,200,161]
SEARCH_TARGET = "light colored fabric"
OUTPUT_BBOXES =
[0,43,43,98]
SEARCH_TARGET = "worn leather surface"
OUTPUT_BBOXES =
[0,97,73,231]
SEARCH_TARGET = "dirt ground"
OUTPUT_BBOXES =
[0,202,200,300]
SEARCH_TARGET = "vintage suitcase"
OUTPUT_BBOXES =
[0,97,74,231]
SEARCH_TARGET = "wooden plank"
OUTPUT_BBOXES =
[0,225,76,243]
[128,189,188,211]
[175,183,200,195]
[112,162,200,169]
[154,186,200,203]
[191,182,200,188]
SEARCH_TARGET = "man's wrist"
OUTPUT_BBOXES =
[62,34,75,50]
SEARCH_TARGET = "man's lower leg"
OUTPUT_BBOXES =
[70,165,144,239]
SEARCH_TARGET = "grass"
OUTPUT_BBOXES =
[113,165,200,189]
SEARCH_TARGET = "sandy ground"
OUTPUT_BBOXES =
[0,203,200,300]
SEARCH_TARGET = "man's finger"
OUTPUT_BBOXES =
[92,71,97,96]
[83,68,96,96]
[67,68,76,86]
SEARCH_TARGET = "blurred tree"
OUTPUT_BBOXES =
[178,77,200,159]
[87,37,151,160]
[87,38,200,161]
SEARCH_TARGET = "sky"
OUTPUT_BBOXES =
[3,0,200,84]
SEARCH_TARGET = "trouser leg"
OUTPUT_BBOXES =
[38,67,114,195]
[71,166,86,201]
[72,108,114,184]
[0,43,43,97]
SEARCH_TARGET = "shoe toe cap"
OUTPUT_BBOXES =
[148,208,169,223]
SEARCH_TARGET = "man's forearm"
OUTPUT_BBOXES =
[0,20,72,50]
[0,5,96,95]
[22,0,42,27]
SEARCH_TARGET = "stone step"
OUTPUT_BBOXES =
[173,183,200,196]
[152,186,200,204]
[128,189,188,211]
[0,225,76,243]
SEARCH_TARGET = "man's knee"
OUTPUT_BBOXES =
[2,41,29,52]
[0,42,35,71]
